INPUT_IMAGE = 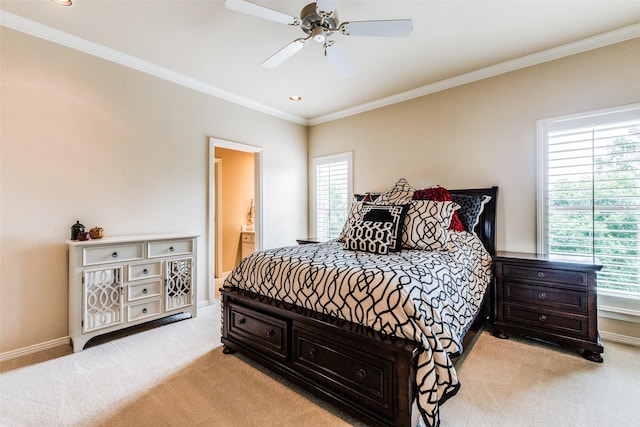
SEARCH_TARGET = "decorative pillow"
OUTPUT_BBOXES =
[402,200,459,251]
[353,193,380,202]
[374,178,415,205]
[359,203,408,251]
[343,220,393,255]
[413,186,465,232]
[451,194,492,233]
[337,201,366,242]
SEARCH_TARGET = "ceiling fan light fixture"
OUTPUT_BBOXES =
[311,26,326,43]
[51,0,73,5]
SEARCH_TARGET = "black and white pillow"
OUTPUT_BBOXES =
[359,203,408,251]
[343,220,393,255]
[402,200,459,251]
[451,194,492,233]
[374,178,415,205]
[338,201,366,242]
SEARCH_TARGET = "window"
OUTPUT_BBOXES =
[537,104,640,298]
[312,152,353,241]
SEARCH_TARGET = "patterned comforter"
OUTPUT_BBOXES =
[224,231,493,427]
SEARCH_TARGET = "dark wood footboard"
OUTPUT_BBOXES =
[221,287,421,427]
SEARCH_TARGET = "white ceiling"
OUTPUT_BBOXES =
[2,1,640,125]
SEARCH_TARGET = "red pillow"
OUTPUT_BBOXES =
[412,186,465,232]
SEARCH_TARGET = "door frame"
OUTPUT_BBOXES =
[208,137,263,303]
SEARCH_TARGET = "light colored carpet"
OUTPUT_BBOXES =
[1,301,638,427]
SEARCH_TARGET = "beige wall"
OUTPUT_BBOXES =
[215,147,254,271]
[0,28,308,354]
[308,38,640,339]
[309,38,640,253]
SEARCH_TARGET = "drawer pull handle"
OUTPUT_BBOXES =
[142,308,148,314]
[143,268,148,274]
[266,329,275,337]
[537,271,546,278]
[356,369,367,381]
[309,348,318,359]
[143,288,148,294]
[238,317,246,325]
[169,246,175,252]
[539,314,547,322]
[112,252,118,258]
[538,292,546,299]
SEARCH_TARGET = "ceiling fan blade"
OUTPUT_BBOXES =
[340,19,413,37]
[225,0,299,26]
[262,38,308,69]
[325,41,355,78]
[316,0,338,16]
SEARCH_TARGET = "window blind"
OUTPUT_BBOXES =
[540,105,640,297]
[312,152,352,241]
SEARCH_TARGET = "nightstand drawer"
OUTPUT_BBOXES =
[504,304,588,337]
[504,282,587,313]
[501,264,587,288]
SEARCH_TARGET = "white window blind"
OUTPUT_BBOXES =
[538,104,640,297]
[312,152,352,241]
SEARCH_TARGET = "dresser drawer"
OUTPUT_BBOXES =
[501,264,587,289]
[504,304,588,337]
[127,280,162,302]
[127,299,162,322]
[227,303,288,362]
[128,262,162,281]
[148,239,193,258]
[292,326,394,419]
[83,244,144,266]
[504,281,587,313]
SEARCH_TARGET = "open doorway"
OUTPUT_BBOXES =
[208,137,262,302]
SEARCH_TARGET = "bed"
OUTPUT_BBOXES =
[221,184,498,427]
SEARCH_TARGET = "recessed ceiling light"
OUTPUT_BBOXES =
[51,0,73,5]
[289,95,302,102]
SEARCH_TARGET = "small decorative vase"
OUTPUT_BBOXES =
[70,221,85,240]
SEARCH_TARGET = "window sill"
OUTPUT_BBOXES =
[597,292,640,324]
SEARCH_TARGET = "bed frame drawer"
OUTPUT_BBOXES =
[226,302,288,362]
[292,326,395,419]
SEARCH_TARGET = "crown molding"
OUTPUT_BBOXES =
[2,10,638,127]
[0,10,309,126]
[308,23,640,126]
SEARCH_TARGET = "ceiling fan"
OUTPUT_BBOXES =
[224,0,413,78]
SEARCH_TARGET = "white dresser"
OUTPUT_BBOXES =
[67,233,198,352]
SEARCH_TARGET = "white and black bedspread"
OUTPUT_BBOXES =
[224,231,492,427]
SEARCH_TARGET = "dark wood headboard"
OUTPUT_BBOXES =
[449,187,498,255]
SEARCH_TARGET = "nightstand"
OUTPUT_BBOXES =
[296,237,321,245]
[493,251,604,362]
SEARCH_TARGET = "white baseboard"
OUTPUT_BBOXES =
[601,331,640,347]
[0,337,70,363]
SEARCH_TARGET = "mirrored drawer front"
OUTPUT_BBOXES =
[83,244,144,266]
[148,240,193,258]
[127,299,162,322]
[501,264,587,288]
[128,262,162,281]
[127,280,162,302]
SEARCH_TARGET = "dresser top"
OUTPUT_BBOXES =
[67,233,198,247]
[494,251,603,270]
